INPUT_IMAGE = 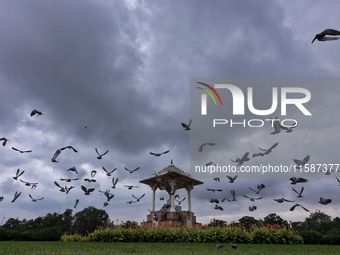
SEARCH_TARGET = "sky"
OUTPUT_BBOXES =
[1,0,340,226]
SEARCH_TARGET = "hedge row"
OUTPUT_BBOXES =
[60,226,303,244]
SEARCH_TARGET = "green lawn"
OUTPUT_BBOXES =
[0,242,339,255]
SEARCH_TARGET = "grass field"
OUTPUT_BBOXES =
[0,242,340,255]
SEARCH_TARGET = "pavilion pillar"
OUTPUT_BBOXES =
[167,178,178,213]
[150,183,158,212]
[186,184,193,212]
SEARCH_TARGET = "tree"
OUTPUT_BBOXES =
[238,216,257,229]
[304,210,332,235]
[72,206,110,235]
[263,213,288,226]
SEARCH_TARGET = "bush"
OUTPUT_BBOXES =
[299,230,323,244]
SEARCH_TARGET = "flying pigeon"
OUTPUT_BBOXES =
[231,152,250,166]
[273,198,295,203]
[65,186,75,194]
[214,204,224,211]
[12,147,32,153]
[210,198,219,203]
[84,178,96,183]
[67,166,78,174]
[293,155,310,169]
[81,185,95,195]
[257,142,279,155]
[51,149,62,163]
[149,150,170,157]
[249,206,257,211]
[290,177,308,185]
[54,181,66,192]
[290,203,309,212]
[198,143,215,152]
[227,175,238,183]
[95,148,109,159]
[74,199,79,208]
[13,169,25,180]
[175,197,186,205]
[249,184,265,194]
[213,177,220,182]
[270,117,281,134]
[181,119,192,130]
[311,29,340,43]
[127,200,137,204]
[0,137,9,146]
[335,176,340,185]
[243,194,262,202]
[319,197,332,205]
[292,187,304,198]
[124,166,140,174]
[124,185,139,190]
[11,191,21,203]
[60,178,79,182]
[207,188,223,192]
[30,109,43,116]
[60,145,78,153]
[230,190,237,201]
[102,167,117,176]
[111,177,119,189]
[29,194,44,202]
[132,193,145,202]
[20,179,38,189]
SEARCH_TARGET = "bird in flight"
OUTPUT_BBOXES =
[149,150,170,157]
[249,206,257,211]
[227,175,238,183]
[60,177,79,182]
[20,179,38,189]
[132,193,145,202]
[336,176,340,185]
[95,148,109,159]
[30,109,43,117]
[181,119,192,130]
[124,166,140,174]
[319,197,332,205]
[124,185,139,190]
[293,155,310,169]
[292,187,304,198]
[13,169,25,180]
[256,142,279,156]
[207,188,223,192]
[12,147,32,153]
[273,198,295,203]
[231,152,250,166]
[29,194,44,202]
[81,185,95,195]
[0,137,9,146]
[198,143,215,152]
[230,190,237,201]
[290,203,309,212]
[175,197,186,205]
[290,177,308,185]
[249,184,265,194]
[102,167,117,176]
[74,199,79,208]
[60,145,78,153]
[214,204,224,211]
[111,177,119,189]
[243,194,262,202]
[312,29,340,43]
[11,191,21,203]
[67,166,78,174]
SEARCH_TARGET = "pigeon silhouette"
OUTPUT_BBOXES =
[312,29,340,43]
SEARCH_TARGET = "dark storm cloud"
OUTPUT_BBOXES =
[1,0,340,225]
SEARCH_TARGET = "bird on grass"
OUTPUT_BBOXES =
[214,242,223,248]
[232,242,238,249]
[312,29,340,43]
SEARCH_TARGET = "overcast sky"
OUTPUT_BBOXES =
[1,0,340,226]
